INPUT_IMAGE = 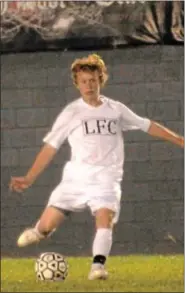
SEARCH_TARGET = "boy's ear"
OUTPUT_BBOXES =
[73,81,78,88]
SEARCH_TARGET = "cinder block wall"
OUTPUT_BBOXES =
[1,46,184,257]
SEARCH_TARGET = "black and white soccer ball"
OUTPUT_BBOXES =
[35,252,68,281]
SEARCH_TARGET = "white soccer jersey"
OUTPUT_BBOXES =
[43,96,151,186]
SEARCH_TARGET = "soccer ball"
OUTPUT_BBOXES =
[35,252,68,281]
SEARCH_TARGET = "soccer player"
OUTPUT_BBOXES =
[9,54,184,280]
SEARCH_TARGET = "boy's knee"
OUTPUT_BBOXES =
[95,208,115,229]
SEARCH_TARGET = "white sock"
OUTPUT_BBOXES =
[92,228,113,257]
[33,222,45,239]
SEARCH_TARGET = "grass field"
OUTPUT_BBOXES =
[1,255,184,292]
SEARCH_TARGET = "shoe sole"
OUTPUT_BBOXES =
[88,270,108,280]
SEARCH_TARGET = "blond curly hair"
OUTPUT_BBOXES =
[71,54,108,87]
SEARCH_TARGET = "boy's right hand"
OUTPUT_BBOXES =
[9,176,32,193]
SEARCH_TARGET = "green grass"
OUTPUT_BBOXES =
[1,255,184,292]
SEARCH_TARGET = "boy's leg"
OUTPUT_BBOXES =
[93,207,114,257]
[35,206,68,236]
[17,181,76,248]
[88,207,115,280]
[88,188,121,280]
[17,206,67,247]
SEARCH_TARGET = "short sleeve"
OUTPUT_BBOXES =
[119,102,151,132]
[43,106,73,149]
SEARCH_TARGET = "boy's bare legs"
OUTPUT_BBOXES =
[36,206,66,235]
[88,208,115,280]
[17,206,66,247]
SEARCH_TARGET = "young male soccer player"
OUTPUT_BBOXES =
[10,54,184,280]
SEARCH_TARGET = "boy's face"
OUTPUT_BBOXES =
[75,70,101,102]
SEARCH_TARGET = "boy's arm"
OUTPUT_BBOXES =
[10,105,73,193]
[148,121,184,148]
[119,103,184,148]
[10,144,57,192]
[25,143,57,184]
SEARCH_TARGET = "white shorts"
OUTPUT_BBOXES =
[47,181,121,223]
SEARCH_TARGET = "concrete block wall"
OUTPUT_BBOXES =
[1,46,184,257]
